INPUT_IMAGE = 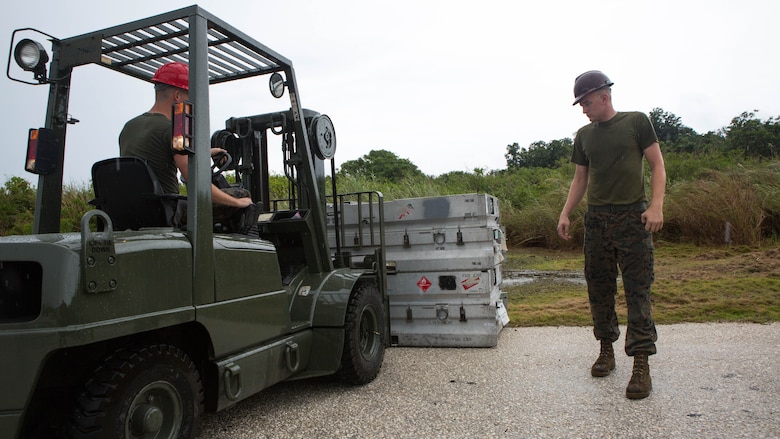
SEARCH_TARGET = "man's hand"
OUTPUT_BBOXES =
[211,185,252,208]
[210,148,230,167]
[641,205,664,233]
[234,197,253,208]
[557,216,571,240]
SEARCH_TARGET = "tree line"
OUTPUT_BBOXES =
[503,109,779,170]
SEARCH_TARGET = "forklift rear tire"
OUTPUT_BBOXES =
[71,344,204,439]
[338,282,386,384]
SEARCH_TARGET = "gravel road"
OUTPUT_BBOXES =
[201,322,779,439]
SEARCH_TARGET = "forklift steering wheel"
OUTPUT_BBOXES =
[211,150,233,177]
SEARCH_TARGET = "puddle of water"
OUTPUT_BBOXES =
[503,270,588,287]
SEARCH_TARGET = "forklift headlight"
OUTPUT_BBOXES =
[14,38,49,81]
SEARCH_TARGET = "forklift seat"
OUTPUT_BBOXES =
[90,157,184,230]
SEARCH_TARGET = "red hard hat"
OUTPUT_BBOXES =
[572,70,613,105]
[151,62,189,90]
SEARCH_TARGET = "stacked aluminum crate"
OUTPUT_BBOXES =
[327,193,509,347]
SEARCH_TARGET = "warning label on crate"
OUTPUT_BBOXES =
[460,276,480,290]
[398,203,415,219]
[416,276,432,292]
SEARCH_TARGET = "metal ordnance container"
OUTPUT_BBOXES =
[331,224,506,272]
[389,284,509,347]
[328,193,509,347]
[328,193,500,228]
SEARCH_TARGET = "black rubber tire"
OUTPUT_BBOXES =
[71,344,204,439]
[338,282,386,384]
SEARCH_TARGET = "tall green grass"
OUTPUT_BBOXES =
[663,163,780,245]
[496,156,780,248]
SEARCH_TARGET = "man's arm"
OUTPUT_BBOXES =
[174,154,252,208]
[642,142,666,233]
[557,164,589,240]
[212,185,252,207]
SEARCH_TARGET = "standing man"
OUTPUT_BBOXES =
[120,62,259,231]
[557,70,666,400]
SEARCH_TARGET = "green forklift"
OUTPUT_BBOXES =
[1,5,388,438]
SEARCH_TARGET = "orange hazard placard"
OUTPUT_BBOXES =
[416,276,432,292]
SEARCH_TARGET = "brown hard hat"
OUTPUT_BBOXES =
[572,70,614,105]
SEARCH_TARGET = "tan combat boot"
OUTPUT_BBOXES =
[626,353,652,399]
[591,339,615,377]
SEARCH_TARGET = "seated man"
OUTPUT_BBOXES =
[119,61,260,232]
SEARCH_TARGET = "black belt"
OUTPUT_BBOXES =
[588,201,646,213]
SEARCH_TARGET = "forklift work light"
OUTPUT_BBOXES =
[14,38,49,82]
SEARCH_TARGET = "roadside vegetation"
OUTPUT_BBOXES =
[2,108,778,326]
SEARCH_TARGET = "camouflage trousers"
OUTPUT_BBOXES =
[213,187,252,224]
[173,187,251,227]
[583,209,658,356]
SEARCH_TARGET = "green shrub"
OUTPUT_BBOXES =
[0,177,36,236]
[61,182,94,232]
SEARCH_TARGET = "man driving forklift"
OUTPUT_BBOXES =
[119,61,261,232]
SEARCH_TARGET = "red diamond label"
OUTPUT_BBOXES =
[416,276,432,292]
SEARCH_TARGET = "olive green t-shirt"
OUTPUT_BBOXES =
[571,111,659,206]
[118,113,181,195]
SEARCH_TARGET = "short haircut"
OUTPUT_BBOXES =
[154,82,175,92]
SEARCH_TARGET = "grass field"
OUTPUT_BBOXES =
[503,243,780,327]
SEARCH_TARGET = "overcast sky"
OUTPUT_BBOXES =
[2,0,778,185]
